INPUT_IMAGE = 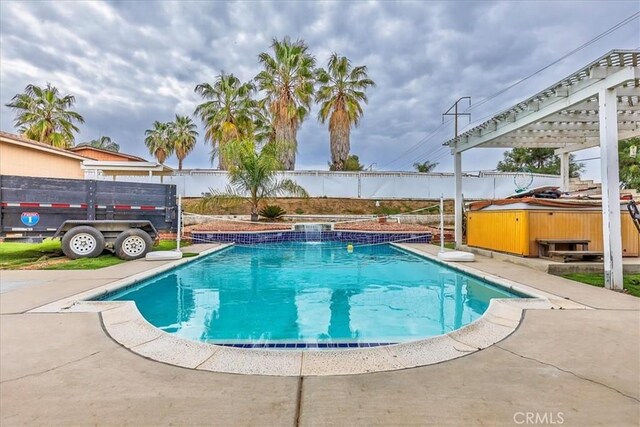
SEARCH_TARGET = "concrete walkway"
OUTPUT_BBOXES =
[1,244,638,426]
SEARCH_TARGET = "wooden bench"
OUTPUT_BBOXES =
[537,239,603,262]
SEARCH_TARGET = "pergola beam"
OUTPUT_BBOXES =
[554,140,601,154]
[444,50,637,292]
[480,128,639,146]
[523,122,638,131]
[599,87,624,289]
[451,66,639,154]
[541,111,638,122]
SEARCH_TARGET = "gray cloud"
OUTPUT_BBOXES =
[1,0,637,179]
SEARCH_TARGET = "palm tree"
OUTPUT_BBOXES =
[194,73,255,169]
[253,99,276,146]
[5,83,85,148]
[170,115,198,170]
[204,138,308,221]
[316,53,375,171]
[144,121,173,164]
[413,161,439,173]
[255,37,316,170]
[86,136,120,152]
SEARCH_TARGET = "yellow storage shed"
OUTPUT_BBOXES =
[467,199,639,258]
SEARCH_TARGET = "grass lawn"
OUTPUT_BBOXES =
[431,241,456,250]
[562,273,640,297]
[0,239,191,270]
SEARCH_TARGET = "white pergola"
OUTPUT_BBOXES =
[445,49,639,290]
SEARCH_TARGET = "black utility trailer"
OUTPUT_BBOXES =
[0,175,177,260]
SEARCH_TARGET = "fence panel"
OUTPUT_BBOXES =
[99,170,562,199]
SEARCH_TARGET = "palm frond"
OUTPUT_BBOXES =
[5,83,84,146]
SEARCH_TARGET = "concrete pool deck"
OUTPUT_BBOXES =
[1,243,638,425]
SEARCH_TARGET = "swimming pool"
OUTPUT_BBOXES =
[106,243,524,347]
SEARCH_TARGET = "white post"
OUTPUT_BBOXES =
[560,152,570,192]
[454,149,463,249]
[440,195,445,253]
[176,195,182,252]
[598,87,623,290]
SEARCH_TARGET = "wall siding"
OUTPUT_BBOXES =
[528,211,639,257]
[467,211,530,256]
[0,141,84,179]
[468,209,638,257]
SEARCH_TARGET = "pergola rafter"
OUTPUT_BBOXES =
[443,49,640,290]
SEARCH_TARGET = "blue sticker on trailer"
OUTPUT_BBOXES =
[20,212,40,226]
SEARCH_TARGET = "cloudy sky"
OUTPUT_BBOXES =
[1,1,638,180]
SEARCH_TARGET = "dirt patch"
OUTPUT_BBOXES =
[185,220,442,234]
[183,197,452,216]
[18,257,69,270]
[185,221,291,233]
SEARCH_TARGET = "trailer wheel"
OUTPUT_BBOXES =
[61,226,106,259]
[114,229,153,260]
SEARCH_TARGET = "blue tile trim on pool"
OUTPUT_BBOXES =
[213,342,396,349]
[192,230,432,245]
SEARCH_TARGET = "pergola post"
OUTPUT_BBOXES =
[598,87,623,290]
[454,148,463,248]
[560,152,570,192]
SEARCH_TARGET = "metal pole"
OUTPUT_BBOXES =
[176,195,182,252]
[443,97,471,249]
[560,152,570,192]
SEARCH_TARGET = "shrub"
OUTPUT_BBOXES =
[295,208,305,215]
[259,205,287,219]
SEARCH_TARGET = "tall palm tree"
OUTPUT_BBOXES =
[86,136,120,152]
[255,37,316,170]
[316,53,375,171]
[170,115,198,170]
[203,138,308,221]
[5,83,85,148]
[253,99,276,146]
[194,73,255,169]
[144,121,173,164]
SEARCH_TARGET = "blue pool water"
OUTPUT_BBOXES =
[107,243,523,346]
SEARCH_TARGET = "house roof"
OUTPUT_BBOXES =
[69,144,149,162]
[81,160,173,176]
[68,143,148,162]
[0,131,90,161]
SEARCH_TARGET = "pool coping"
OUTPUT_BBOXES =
[28,242,590,377]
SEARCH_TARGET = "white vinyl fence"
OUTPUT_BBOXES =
[88,170,561,199]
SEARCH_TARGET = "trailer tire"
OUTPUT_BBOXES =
[114,229,153,260]
[61,226,106,259]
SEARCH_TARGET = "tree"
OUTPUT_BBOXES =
[5,83,84,148]
[194,73,256,169]
[619,137,640,191]
[413,161,439,173]
[144,121,173,164]
[255,37,316,170]
[316,53,375,171]
[86,136,120,152]
[170,115,198,170]
[204,139,308,221]
[253,99,276,146]
[330,154,365,171]
[496,148,583,177]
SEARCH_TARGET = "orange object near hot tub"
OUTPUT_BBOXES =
[466,199,639,257]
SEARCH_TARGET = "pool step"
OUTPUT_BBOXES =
[214,342,396,349]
